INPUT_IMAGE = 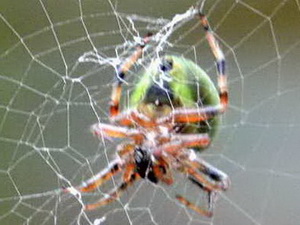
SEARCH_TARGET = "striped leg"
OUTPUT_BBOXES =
[110,34,152,117]
[67,144,136,193]
[199,12,228,110]
[84,173,140,210]
[71,158,122,193]
[174,167,218,217]
[152,157,174,185]
[189,157,230,191]
[174,150,229,216]
[91,123,144,143]
[154,133,211,156]
[157,12,228,125]
[158,106,224,124]
[176,194,213,217]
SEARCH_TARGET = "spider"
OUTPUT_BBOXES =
[65,10,230,217]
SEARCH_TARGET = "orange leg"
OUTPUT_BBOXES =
[172,162,219,217]
[91,123,138,139]
[117,143,135,157]
[110,34,152,118]
[70,144,136,193]
[112,109,157,128]
[154,134,210,157]
[75,158,122,193]
[157,12,228,125]
[84,173,140,210]
[176,151,229,192]
[152,158,174,185]
[122,162,136,183]
[188,176,219,212]
[199,12,228,111]
[91,123,144,143]
[158,106,224,124]
[173,12,229,217]
[173,148,229,216]
[176,194,213,217]
[185,167,224,192]
[189,157,230,191]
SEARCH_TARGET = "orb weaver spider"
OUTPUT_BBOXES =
[66,10,230,217]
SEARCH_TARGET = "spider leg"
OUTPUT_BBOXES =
[159,12,228,125]
[110,34,152,118]
[154,134,215,188]
[199,12,228,110]
[152,157,174,185]
[173,150,229,216]
[173,160,220,217]
[154,134,210,157]
[91,123,137,139]
[188,176,219,212]
[170,133,211,151]
[84,173,140,210]
[72,158,123,193]
[184,154,230,211]
[158,106,222,124]
[67,144,136,193]
[91,123,144,143]
[171,151,226,193]
[122,162,136,183]
[176,194,213,217]
[189,157,230,191]
[185,165,224,192]
[117,143,135,157]
[112,109,157,127]
[172,12,229,217]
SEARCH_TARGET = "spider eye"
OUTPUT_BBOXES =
[159,58,173,72]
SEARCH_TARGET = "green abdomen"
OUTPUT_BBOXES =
[130,55,221,150]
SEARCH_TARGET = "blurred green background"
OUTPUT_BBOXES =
[1,0,300,225]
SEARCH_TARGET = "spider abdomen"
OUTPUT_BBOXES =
[130,55,221,148]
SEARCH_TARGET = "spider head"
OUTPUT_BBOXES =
[134,147,158,183]
[134,147,152,178]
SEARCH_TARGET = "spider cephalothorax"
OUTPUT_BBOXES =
[65,9,230,217]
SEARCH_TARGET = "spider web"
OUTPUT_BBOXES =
[1,0,300,225]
